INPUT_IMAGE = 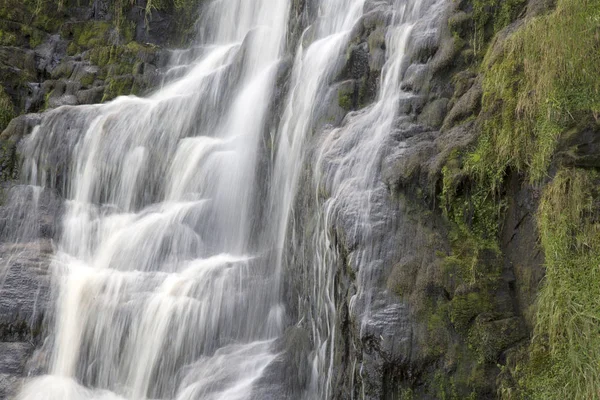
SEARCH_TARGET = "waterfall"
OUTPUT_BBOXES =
[15,0,290,398]
[3,0,449,398]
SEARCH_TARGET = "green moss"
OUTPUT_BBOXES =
[66,41,79,56]
[102,75,134,102]
[72,21,113,49]
[0,87,15,132]
[32,12,62,32]
[338,92,352,111]
[471,0,526,56]
[449,290,492,332]
[89,46,112,67]
[79,73,96,88]
[0,30,17,46]
[510,168,600,399]
[440,152,505,284]
[470,0,600,187]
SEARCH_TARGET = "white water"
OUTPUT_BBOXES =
[303,0,447,395]
[16,0,289,398]
[6,0,448,398]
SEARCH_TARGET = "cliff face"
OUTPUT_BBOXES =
[0,0,599,398]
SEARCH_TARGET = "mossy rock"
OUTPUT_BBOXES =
[102,75,134,101]
[468,315,526,363]
[0,86,15,132]
[448,288,492,332]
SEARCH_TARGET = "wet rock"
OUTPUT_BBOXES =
[442,78,482,130]
[314,81,354,130]
[0,343,33,374]
[34,35,68,74]
[359,300,414,398]
[0,240,52,342]
[556,125,600,169]
[367,26,386,71]
[342,43,370,80]
[0,373,22,399]
[0,114,41,143]
[128,3,177,46]
[0,185,64,242]
[76,86,105,105]
[417,97,448,129]
[47,94,78,108]
[251,328,312,399]
[500,174,545,328]
[402,64,429,92]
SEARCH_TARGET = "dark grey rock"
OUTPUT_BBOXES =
[76,87,105,105]
[442,78,482,130]
[0,343,33,375]
[0,373,22,400]
[0,114,41,143]
[417,97,448,129]
[0,240,53,340]
[251,328,312,399]
[34,35,68,75]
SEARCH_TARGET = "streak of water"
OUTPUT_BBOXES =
[305,0,447,395]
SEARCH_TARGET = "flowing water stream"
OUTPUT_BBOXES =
[5,0,447,398]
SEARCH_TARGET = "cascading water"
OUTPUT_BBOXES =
[15,0,290,398]
[287,0,447,396]
[2,0,449,398]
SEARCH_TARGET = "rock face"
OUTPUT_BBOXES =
[0,184,61,397]
[283,0,578,398]
[0,0,200,133]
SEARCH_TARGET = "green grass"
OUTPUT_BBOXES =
[469,0,600,187]
[435,2,600,397]
[516,169,600,399]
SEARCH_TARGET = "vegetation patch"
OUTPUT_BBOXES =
[470,0,600,187]
[505,168,600,399]
[0,87,14,132]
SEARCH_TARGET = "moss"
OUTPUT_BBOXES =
[72,21,113,49]
[0,30,17,46]
[449,290,492,332]
[470,0,600,187]
[32,12,62,32]
[507,168,600,399]
[471,0,527,56]
[79,72,96,88]
[468,316,526,364]
[0,87,15,132]
[102,75,134,102]
[66,41,79,56]
[431,361,481,400]
[440,151,505,284]
[89,46,112,67]
[422,303,450,359]
[338,92,352,111]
